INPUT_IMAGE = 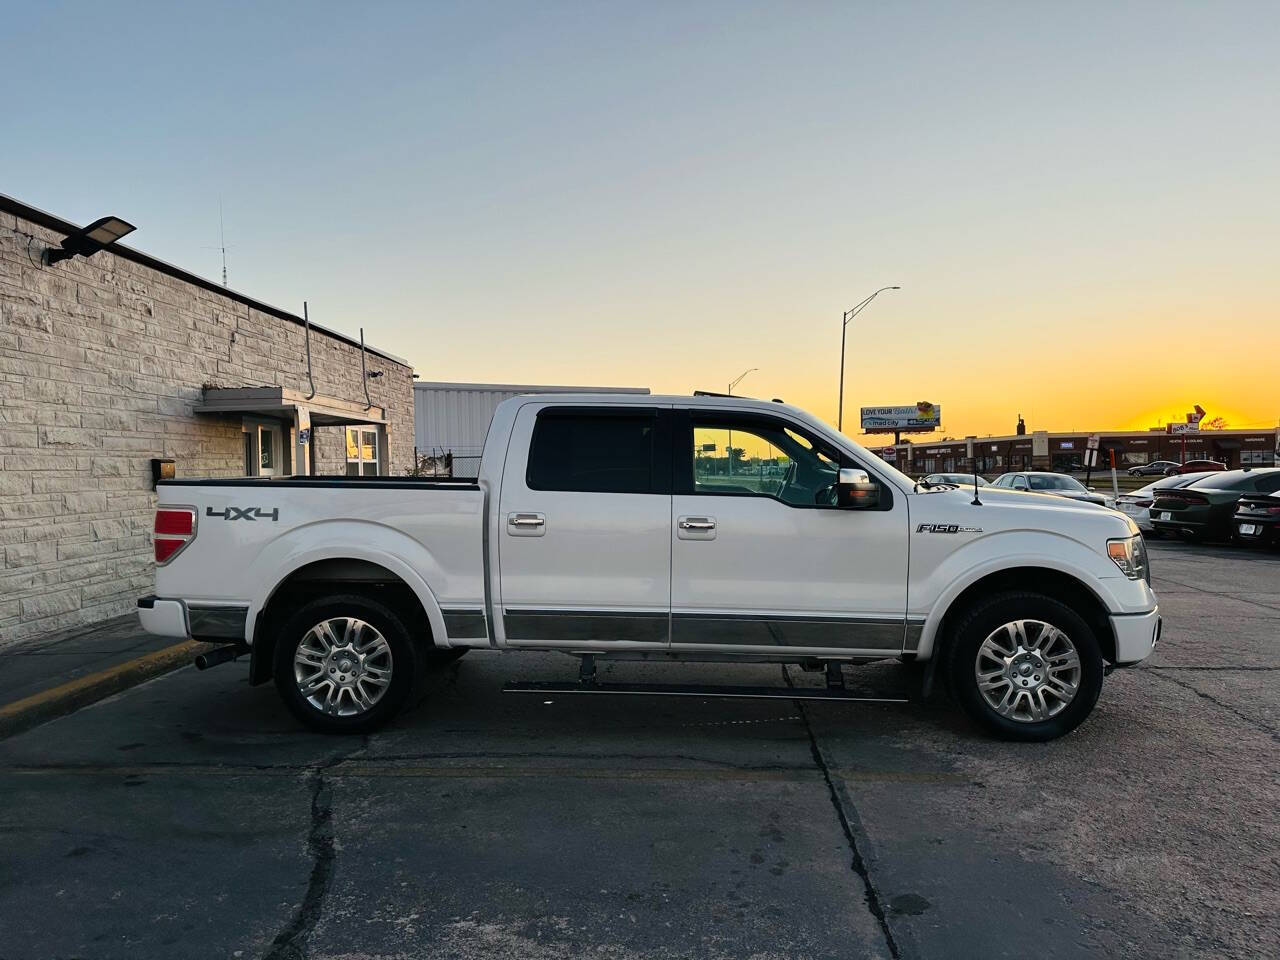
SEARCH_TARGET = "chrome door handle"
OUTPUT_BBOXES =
[508,513,545,528]
[679,518,715,531]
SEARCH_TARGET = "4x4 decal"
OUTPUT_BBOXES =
[206,506,279,522]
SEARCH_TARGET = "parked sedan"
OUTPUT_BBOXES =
[991,471,1108,506]
[1165,459,1227,476]
[1233,492,1280,547]
[1128,460,1180,477]
[1114,472,1219,535]
[922,472,988,486]
[1149,468,1280,541]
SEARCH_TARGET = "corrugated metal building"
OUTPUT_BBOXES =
[413,381,649,476]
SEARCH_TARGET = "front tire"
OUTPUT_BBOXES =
[946,591,1104,742]
[273,593,418,734]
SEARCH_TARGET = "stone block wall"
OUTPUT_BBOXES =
[0,204,415,646]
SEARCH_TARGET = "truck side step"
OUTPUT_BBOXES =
[502,680,908,704]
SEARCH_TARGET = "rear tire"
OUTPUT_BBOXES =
[946,591,1104,742]
[273,593,418,734]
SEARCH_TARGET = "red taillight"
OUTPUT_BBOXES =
[154,537,186,564]
[154,507,196,565]
[1268,506,1280,516]
[155,509,194,536]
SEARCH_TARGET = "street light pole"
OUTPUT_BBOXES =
[837,286,900,432]
[727,367,757,396]
[726,368,757,478]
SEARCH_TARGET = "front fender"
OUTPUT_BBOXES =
[912,530,1138,659]
[241,519,449,648]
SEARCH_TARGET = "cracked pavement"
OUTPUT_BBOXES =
[0,540,1276,958]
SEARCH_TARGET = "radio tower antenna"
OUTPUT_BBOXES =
[218,200,228,287]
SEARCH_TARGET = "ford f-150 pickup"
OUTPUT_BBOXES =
[138,394,1159,741]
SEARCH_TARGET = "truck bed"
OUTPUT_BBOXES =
[152,477,487,645]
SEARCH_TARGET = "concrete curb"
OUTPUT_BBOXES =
[0,639,216,742]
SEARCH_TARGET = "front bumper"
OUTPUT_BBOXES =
[1110,607,1160,664]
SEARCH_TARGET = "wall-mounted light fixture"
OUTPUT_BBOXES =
[367,370,384,379]
[150,458,176,489]
[45,216,136,266]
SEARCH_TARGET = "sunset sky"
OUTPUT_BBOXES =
[5,1,1277,442]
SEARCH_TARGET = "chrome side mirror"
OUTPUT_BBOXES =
[837,467,879,509]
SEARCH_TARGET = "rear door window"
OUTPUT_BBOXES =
[526,411,666,494]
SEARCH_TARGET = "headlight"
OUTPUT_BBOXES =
[1107,534,1150,581]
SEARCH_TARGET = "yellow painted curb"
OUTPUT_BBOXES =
[0,639,217,741]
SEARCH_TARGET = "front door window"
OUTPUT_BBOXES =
[691,420,841,506]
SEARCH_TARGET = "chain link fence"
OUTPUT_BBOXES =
[409,448,484,479]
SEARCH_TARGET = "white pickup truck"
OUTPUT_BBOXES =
[139,394,1159,741]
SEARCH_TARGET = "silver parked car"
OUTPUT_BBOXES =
[991,471,1108,507]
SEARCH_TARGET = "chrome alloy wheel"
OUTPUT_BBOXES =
[293,617,394,717]
[975,619,1081,723]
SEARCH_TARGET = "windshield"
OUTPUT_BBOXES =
[1028,474,1086,492]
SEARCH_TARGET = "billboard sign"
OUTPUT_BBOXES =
[860,402,941,433]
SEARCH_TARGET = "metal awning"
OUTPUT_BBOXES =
[194,387,387,426]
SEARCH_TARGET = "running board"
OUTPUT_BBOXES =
[502,680,908,704]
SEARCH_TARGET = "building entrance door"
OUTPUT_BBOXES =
[256,423,284,477]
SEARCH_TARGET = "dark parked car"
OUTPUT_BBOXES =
[1114,471,1219,536]
[1149,469,1280,541]
[1234,492,1280,547]
[1128,460,1180,477]
[1166,459,1227,476]
[991,471,1108,506]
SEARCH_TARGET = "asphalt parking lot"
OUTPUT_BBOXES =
[0,540,1276,960]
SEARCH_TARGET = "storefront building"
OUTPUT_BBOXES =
[871,427,1279,477]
